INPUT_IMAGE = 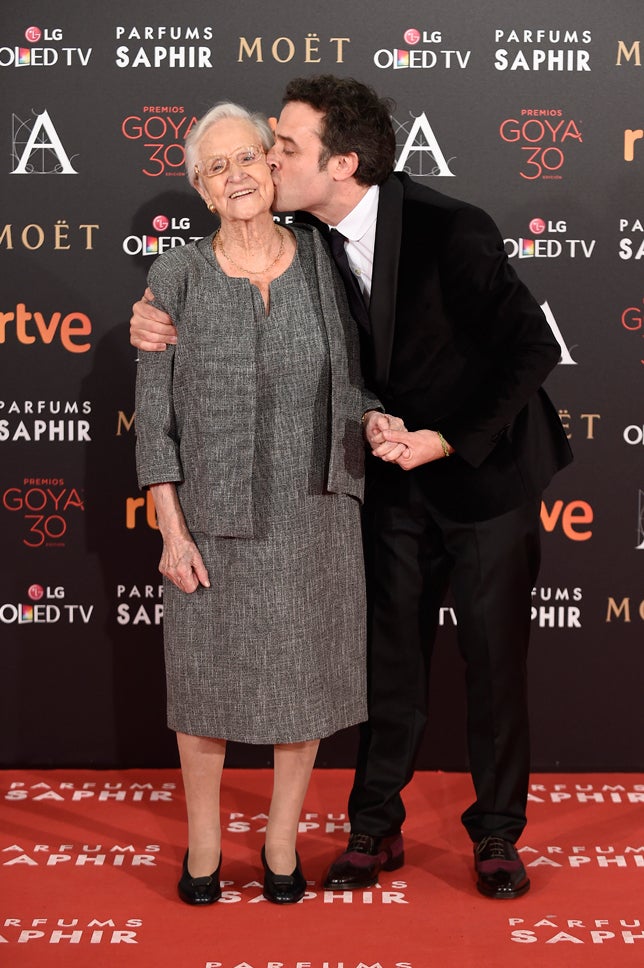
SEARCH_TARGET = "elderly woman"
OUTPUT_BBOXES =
[134,103,387,905]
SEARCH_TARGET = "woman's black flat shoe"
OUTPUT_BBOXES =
[177,850,222,905]
[261,846,306,904]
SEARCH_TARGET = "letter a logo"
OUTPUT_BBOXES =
[394,112,455,177]
[12,110,78,174]
[637,490,644,550]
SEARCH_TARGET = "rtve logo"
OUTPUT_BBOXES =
[625,128,643,161]
[540,499,593,540]
[0,304,92,353]
[126,494,593,539]
[126,490,158,531]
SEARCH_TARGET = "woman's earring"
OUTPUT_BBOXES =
[207,202,216,213]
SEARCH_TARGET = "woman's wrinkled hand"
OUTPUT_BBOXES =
[363,411,410,463]
[159,536,210,593]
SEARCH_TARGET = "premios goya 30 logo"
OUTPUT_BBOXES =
[121,107,197,177]
[2,478,84,548]
[499,109,583,180]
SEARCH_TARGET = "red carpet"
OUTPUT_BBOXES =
[2,769,643,967]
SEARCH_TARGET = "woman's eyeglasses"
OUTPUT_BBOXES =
[195,144,265,178]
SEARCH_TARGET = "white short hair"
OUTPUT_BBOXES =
[185,102,274,189]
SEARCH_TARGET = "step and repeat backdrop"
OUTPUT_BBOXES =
[1,0,642,770]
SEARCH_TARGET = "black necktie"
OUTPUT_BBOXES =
[327,229,371,333]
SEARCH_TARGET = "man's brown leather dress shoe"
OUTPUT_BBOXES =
[323,832,404,889]
[474,836,530,898]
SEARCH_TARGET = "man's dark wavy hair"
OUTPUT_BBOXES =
[283,75,396,186]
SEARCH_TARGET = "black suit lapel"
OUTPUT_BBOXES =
[370,175,403,391]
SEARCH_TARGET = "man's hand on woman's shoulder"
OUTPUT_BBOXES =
[130,287,177,351]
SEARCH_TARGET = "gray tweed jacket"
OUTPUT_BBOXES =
[135,225,380,537]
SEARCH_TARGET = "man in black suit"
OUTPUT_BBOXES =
[130,75,572,899]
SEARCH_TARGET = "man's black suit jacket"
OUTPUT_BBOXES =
[302,172,573,523]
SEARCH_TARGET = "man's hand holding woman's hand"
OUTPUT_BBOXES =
[362,411,411,464]
[363,413,454,470]
[380,428,454,470]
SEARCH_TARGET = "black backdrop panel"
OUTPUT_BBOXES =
[1,0,642,769]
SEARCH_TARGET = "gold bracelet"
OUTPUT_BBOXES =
[436,430,451,458]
